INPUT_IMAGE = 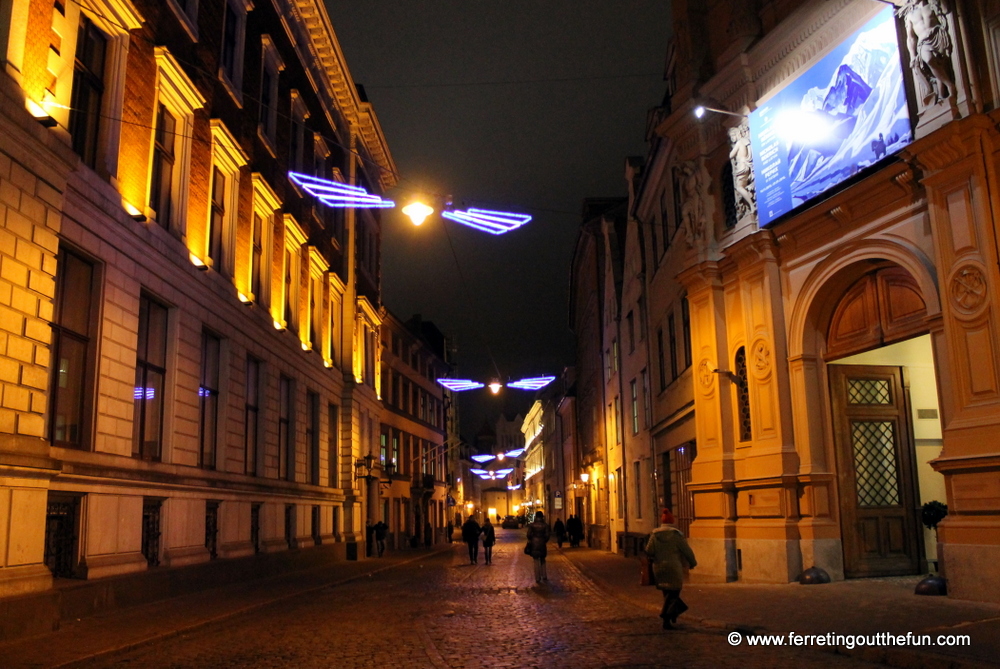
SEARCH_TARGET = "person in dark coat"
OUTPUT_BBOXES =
[553,517,567,548]
[373,521,388,557]
[526,511,551,583]
[644,508,697,629]
[461,516,481,564]
[481,517,496,564]
[567,514,583,547]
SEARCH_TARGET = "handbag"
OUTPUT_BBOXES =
[524,540,532,556]
[640,557,655,586]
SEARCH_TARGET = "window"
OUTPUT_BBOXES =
[50,249,97,448]
[258,36,284,150]
[735,347,752,442]
[69,15,108,168]
[392,432,399,469]
[307,247,325,351]
[328,403,339,487]
[219,0,249,101]
[605,348,612,382]
[208,120,247,276]
[289,92,311,174]
[133,294,168,461]
[251,174,280,307]
[166,0,198,40]
[668,313,678,382]
[641,369,651,428]
[615,467,624,519]
[245,356,260,475]
[149,104,176,229]
[614,396,623,444]
[281,216,307,332]
[630,379,639,435]
[198,330,221,469]
[657,329,666,391]
[627,311,635,353]
[278,375,292,480]
[612,339,619,373]
[380,430,387,465]
[149,49,204,232]
[681,297,692,369]
[634,461,643,519]
[306,391,319,485]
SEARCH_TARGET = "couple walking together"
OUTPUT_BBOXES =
[461,516,496,564]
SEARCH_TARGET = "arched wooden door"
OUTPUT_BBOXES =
[826,266,926,577]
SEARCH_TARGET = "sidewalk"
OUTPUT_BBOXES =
[560,546,1000,669]
[0,546,450,669]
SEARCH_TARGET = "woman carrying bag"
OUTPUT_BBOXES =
[644,508,697,629]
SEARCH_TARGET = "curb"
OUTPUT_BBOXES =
[51,546,454,669]
[558,549,992,669]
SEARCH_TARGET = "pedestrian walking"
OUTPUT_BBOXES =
[526,511,551,583]
[553,517,566,548]
[461,515,481,564]
[567,514,583,547]
[481,517,496,564]
[644,508,697,630]
[365,520,375,557]
[373,520,388,557]
[447,520,454,543]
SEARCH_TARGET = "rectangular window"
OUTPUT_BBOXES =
[208,166,225,267]
[278,375,291,480]
[612,339,619,372]
[199,330,221,469]
[284,249,295,331]
[681,297,692,370]
[310,275,321,350]
[615,467,624,519]
[50,249,96,448]
[641,368,651,428]
[251,213,263,300]
[69,15,107,168]
[630,379,639,435]
[306,391,319,485]
[656,329,666,391]
[220,2,240,83]
[149,104,176,228]
[668,313,678,382]
[380,430,387,465]
[328,403,339,487]
[259,60,277,142]
[634,461,642,519]
[392,432,399,469]
[133,294,168,461]
[605,348,611,382]
[245,356,260,475]
[614,396,623,444]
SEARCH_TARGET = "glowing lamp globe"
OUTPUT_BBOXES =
[488,382,502,394]
[402,201,434,226]
[694,106,706,119]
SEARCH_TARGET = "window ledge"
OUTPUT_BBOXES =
[218,70,244,108]
[257,126,277,159]
[166,0,199,41]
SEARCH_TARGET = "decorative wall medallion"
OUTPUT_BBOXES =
[698,359,714,390]
[950,264,987,315]
[752,339,771,379]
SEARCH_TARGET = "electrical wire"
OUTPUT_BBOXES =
[365,72,663,90]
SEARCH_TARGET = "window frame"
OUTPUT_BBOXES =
[207,119,248,277]
[132,293,170,462]
[250,174,280,308]
[218,0,251,105]
[245,355,261,476]
[198,329,222,469]
[258,35,285,154]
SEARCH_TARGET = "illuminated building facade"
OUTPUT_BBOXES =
[589,0,1000,601]
[0,0,394,598]
[379,312,450,548]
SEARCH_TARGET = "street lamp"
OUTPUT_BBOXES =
[355,454,395,490]
[580,472,590,484]
[693,104,747,120]
[402,201,434,226]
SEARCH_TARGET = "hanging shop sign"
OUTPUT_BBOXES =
[750,5,912,226]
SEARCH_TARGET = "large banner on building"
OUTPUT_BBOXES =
[750,6,912,227]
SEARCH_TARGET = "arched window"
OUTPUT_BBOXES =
[734,347,752,442]
[721,162,738,229]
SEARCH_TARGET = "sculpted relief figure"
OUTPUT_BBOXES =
[898,0,956,106]
[678,160,712,248]
[728,123,756,219]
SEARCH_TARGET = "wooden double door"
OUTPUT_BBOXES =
[829,365,921,577]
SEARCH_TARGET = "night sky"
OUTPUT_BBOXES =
[324,2,673,441]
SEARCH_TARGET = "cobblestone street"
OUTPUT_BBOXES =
[32,530,880,669]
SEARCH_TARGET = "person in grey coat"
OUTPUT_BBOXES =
[644,508,697,629]
[526,511,551,583]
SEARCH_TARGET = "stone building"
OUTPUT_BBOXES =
[0,0,394,600]
[379,312,450,549]
[602,0,1000,602]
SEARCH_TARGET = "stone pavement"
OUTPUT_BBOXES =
[561,545,1000,668]
[0,530,887,669]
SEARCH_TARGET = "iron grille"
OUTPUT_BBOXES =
[44,498,78,578]
[142,500,161,567]
[205,501,219,559]
[851,421,901,507]
[250,503,261,554]
[848,378,891,405]
[735,347,752,442]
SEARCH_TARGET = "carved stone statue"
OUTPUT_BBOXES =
[728,123,756,219]
[898,0,956,106]
[678,160,712,248]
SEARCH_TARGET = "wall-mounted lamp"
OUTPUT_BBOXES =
[694,105,747,120]
[580,472,590,484]
[189,254,209,270]
[237,292,253,306]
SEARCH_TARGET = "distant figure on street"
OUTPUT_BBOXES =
[447,520,454,543]
[365,520,375,558]
[373,521,388,557]
[644,508,697,630]
[527,511,551,583]
[553,517,566,548]
[481,517,496,565]
[567,514,584,547]
[424,521,433,548]
[461,516,481,564]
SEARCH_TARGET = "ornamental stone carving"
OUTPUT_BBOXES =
[678,159,714,250]
[728,122,756,220]
[698,359,714,391]
[751,339,771,379]
[898,0,957,107]
[950,264,987,314]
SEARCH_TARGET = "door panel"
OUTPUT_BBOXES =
[830,365,921,577]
